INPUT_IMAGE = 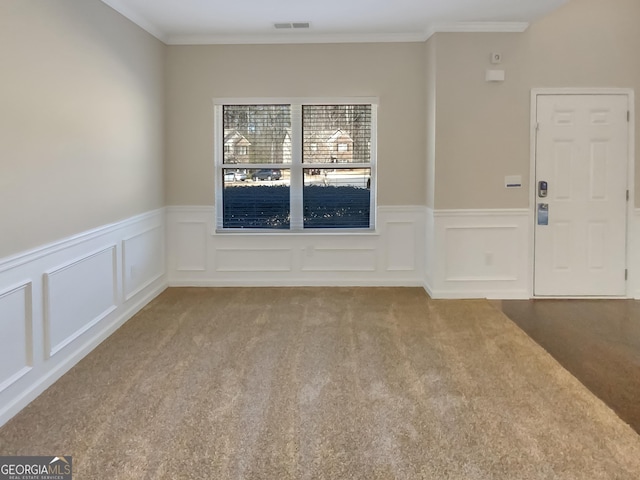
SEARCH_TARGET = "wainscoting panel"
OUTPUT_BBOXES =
[444,226,519,281]
[301,248,377,272]
[0,282,32,394]
[123,225,164,300]
[176,222,207,272]
[385,222,416,271]
[166,206,425,286]
[215,248,293,272]
[0,209,166,428]
[425,208,436,292]
[425,209,530,299]
[44,246,118,358]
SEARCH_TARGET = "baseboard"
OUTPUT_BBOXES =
[423,279,435,298]
[169,279,425,288]
[427,289,530,300]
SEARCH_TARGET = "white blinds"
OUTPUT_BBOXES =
[223,105,291,164]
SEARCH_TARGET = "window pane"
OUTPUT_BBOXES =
[303,105,371,164]
[223,168,290,229]
[223,105,291,164]
[303,168,371,228]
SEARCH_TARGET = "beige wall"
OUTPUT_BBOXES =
[3,0,637,258]
[432,0,640,209]
[0,0,165,258]
[165,43,426,206]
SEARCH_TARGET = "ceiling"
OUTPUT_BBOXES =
[100,0,568,45]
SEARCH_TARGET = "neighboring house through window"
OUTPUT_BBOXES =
[214,99,376,230]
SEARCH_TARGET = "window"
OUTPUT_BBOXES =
[215,99,376,231]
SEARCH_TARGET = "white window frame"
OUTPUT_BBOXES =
[213,97,378,233]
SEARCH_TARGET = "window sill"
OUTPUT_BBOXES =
[213,228,380,237]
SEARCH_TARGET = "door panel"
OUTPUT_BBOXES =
[534,95,628,296]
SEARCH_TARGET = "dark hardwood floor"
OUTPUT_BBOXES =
[498,299,640,435]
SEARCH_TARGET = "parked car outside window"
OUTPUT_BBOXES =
[252,169,282,181]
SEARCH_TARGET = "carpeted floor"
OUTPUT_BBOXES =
[1,287,640,479]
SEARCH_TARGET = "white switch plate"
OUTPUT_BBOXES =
[486,69,505,82]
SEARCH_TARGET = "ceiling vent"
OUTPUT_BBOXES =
[274,22,310,29]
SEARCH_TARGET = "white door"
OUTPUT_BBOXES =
[534,94,629,296]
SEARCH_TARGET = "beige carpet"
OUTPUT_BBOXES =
[1,287,639,479]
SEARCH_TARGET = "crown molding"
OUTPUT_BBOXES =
[166,21,528,45]
[424,21,529,40]
[100,0,168,43]
[166,32,427,46]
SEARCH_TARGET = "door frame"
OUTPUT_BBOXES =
[529,88,636,298]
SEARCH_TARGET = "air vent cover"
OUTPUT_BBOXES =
[274,22,310,29]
